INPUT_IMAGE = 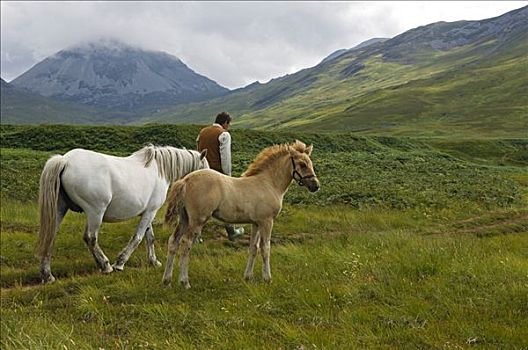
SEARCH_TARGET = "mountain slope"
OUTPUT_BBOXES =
[148,6,528,137]
[9,40,229,117]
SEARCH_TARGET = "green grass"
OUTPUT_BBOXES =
[1,202,527,349]
[1,124,527,348]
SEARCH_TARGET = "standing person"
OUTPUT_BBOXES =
[196,112,245,241]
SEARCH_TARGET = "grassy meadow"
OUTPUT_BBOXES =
[1,124,527,349]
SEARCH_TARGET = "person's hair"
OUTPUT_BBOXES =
[215,112,232,125]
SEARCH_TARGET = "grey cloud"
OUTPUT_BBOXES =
[1,1,526,89]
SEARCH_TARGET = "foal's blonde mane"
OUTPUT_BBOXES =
[136,144,202,182]
[242,140,310,177]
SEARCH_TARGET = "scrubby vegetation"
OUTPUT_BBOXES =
[1,124,525,208]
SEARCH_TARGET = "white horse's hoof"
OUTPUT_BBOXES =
[111,263,124,271]
[102,265,115,274]
[180,281,191,289]
[244,273,253,281]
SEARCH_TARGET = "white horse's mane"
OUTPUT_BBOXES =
[135,144,202,182]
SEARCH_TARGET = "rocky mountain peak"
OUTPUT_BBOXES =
[10,40,228,113]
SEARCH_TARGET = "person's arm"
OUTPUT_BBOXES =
[218,131,232,176]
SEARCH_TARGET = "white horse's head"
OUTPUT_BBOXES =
[198,149,209,170]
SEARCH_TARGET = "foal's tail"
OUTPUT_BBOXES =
[36,155,67,259]
[164,179,187,228]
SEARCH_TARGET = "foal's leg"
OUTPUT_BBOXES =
[162,222,186,286]
[83,210,113,273]
[258,219,274,283]
[113,211,156,271]
[244,223,260,280]
[145,224,162,267]
[178,221,206,289]
[40,196,68,284]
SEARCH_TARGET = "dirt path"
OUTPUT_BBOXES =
[429,210,528,236]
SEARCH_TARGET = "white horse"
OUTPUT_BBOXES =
[36,144,208,283]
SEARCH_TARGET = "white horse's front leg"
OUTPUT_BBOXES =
[145,224,162,267]
[258,219,274,283]
[244,224,260,280]
[113,212,155,271]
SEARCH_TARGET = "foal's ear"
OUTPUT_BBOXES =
[305,144,313,156]
[200,149,208,160]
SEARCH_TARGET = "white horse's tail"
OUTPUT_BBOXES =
[36,155,67,259]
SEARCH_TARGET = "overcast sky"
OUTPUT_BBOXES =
[1,1,526,89]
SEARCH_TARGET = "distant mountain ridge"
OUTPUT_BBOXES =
[9,40,229,116]
[379,5,527,63]
[320,38,389,64]
[146,5,527,138]
[2,6,527,137]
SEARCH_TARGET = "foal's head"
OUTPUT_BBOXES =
[289,140,320,192]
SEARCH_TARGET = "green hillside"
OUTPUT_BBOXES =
[0,79,146,125]
[147,6,528,138]
[0,82,108,124]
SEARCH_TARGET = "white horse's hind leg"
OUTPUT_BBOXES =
[113,211,156,271]
[145,224,162,267]
[83,211,113,273]
[244,223,260,280]
[39,197,68,284]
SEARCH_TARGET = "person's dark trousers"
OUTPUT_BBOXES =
[225,224,244,241]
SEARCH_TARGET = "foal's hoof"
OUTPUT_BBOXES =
[180,281,191,289]
[41,274,56,284]
[162,279,172,288]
